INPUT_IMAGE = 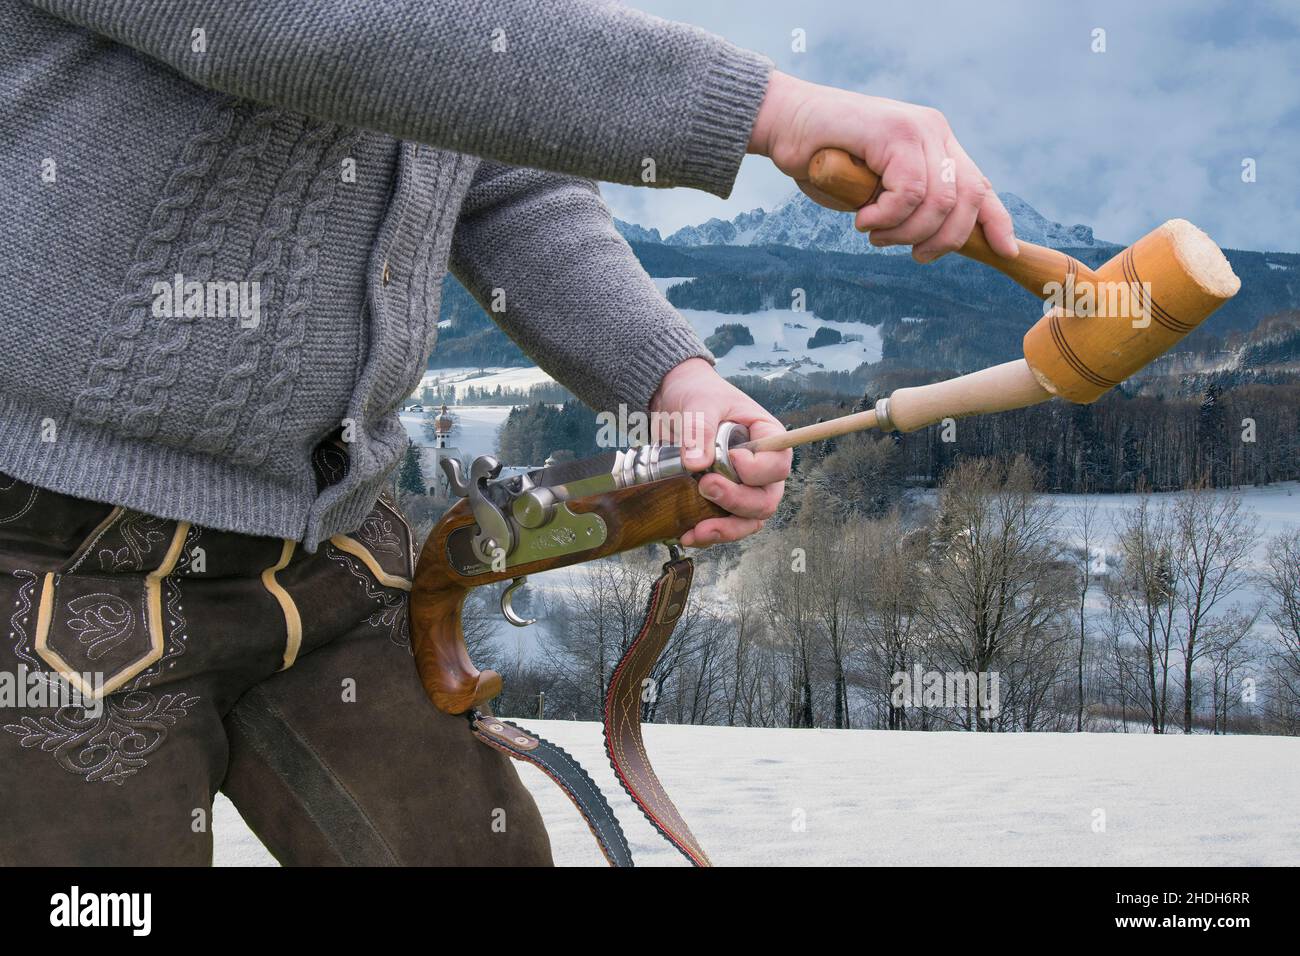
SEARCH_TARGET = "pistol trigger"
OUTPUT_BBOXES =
[501,576,536,627]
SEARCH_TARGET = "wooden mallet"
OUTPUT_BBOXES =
[735,148,1241,453]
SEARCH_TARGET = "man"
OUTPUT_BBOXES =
[0,0,1017,865]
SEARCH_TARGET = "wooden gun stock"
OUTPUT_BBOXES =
[411,474,727,715]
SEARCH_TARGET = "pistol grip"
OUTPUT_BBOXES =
[409,579,502,715]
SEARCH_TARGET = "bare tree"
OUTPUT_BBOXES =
[761,524,818,728]
[1205,610,1258,734]
[671,607,729,725]
[720,559,763,727]
[1068,495,1102,730]
[461,584,501,661]
[915,457,1071,731]
[1105,495,1179,733]
[853,511,924,729]
[1170,488,1258,733]
[807,517,859,729]
[1262,529,1300,727]
[540,558,654,719]
[808,432,903,520]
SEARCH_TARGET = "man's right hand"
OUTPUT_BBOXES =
[748,70,1018,264]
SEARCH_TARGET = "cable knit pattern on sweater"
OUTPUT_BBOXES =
[234,126,361,468]
[190,108,300,458]
[122,104,282,440]
[72,96,239,430]
[1,1,772,548]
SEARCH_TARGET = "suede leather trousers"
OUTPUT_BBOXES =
[0,466,552,866]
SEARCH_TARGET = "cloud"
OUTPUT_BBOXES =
[601,0,1300,251]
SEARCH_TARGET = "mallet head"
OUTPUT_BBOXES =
[1022,220,1240,403]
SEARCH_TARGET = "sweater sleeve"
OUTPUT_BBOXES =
[25,0,772,198]
[450,160,713,413]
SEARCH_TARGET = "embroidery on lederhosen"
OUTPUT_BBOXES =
[0,475,40,525]
[35,513,189,696]
[3,517,199,786]
[78,509,171,573]
[311,441,349,491]
[133,524,200,682]
[6,570,41,670]
[325,497,414,648]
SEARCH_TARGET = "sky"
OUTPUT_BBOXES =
[601,0,1300,252]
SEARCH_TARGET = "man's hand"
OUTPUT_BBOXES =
[748,71,1018,264]
[650,358,791,548]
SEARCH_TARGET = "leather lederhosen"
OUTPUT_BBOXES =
[0,449,552,866]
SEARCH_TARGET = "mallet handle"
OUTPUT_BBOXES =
[808,147,1098,296]
[742,409,879,453]
[740,359,1051,453]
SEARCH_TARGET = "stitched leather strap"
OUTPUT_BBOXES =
[469,712,634,867]
[604,556,709,867]
[465,556,705,867]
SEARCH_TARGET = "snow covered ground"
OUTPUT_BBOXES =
[398,404,512,455]
[1046,482,1299,642]
[1048,482,1299,562]
[415,285,882,397]
[651,277,883,379]
[417,365,557,398]
[213,721,1299,866]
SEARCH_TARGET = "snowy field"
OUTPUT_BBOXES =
[651,277,883,379]
[1048,482,1300,563]
[1045,482,1299,644]
[398,404,511,456]
[417,365,557,398]
[213,721,1299,866]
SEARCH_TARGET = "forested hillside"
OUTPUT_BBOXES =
[430,238,1300,375]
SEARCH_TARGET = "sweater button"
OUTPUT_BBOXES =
[382,262,392,286]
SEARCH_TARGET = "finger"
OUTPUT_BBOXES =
[853,136,927,232]
[867,136,956,248]
[726,416,793,486]
[977,187,1020,259]
[697,474,784,519]
[681,408,717,471]
[681,516,764,549]
[729,446,792,487]
[913,141,985,262]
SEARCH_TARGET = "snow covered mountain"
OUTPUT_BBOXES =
[612,220,664,244]
[615,190,1116,255]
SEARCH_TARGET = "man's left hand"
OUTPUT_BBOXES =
[649,358,792,548]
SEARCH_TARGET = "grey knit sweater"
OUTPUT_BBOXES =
[0,0,771,549]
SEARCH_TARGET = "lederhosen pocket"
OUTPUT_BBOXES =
[33,509,190,701]
[330,493,415,587]
[318,494,415,648]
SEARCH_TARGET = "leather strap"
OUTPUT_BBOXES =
[465,555,706,867]
[469,712,634,867]
[604,556,709,867]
